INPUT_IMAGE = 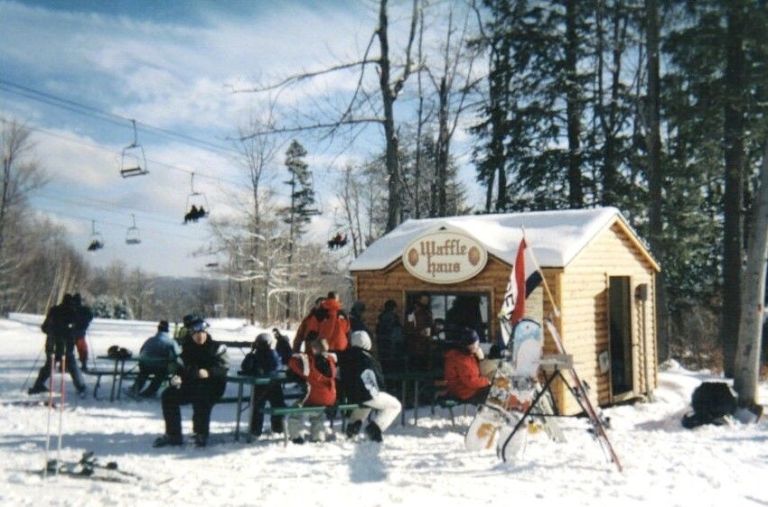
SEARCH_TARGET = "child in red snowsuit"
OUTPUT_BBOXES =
[287,340,337,443]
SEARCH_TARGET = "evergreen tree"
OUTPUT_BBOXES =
[280,139,318,321]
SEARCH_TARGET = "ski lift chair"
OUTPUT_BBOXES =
[120,120,149,178]
[125,214,141,245]
[327,231,348,250]
[183,173,209,224]
[87,220,105,252]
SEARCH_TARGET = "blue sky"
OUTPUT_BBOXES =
[1,0,480,277]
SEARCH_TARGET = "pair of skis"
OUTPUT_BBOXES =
[33,451,140,484]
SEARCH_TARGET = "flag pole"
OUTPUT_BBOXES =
[521,227,560,320]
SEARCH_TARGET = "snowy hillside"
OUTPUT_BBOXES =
[0,315,766,507]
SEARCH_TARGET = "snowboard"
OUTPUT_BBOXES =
[465,319,543,453]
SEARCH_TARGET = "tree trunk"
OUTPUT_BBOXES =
[565,0,583,209]
[721,0,747,377]
[645,0,668,362]
[734,142,768,407]
[379,0,402,232]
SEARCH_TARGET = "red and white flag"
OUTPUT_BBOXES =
[501,237,528,325]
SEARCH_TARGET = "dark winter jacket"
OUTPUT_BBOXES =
[288,352,337,407]
[349,302,370,336]
[41,302,78,343]
[74,304,94,337]
[177,333,229,395]
[241,345,281,376]
[338,347,385,404]
[404,302,433,356]
[444,348,490,401]
[274,334,293,365]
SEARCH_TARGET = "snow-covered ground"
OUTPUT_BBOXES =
[0,315,766,507]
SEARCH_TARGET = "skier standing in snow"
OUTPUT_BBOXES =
[286,339,337,443]
[72,293,93,372]
[28,294,86,396]
[153,318,228,448]
[129,320,179,398]
[339,330,401,442]
[443,327,490,404]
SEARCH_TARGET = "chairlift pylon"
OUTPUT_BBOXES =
[125,214,141,245]
[87,220,105,252]
[120,119,149,178]
[183,172,209,224]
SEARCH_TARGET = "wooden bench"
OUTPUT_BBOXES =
[261,403,365,445]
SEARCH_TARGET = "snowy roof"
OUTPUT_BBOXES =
[350,207,658,271]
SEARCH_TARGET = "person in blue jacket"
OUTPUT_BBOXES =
[130,320,179,398]
[242,332,286,437]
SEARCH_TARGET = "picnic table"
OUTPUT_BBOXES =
[87,355,138,402]
[385,370,444,426]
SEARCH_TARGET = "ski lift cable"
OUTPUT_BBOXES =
[32,192,189,228]
[0,115,293,200]
[0,79,239,156]
[33,206,203,242]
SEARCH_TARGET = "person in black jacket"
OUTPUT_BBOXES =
[242,332,286,438]
[375,299,403,371]
[28,294,86,396]
[153,318,229,448]
[272,328,293,366]
[339,330,401,442]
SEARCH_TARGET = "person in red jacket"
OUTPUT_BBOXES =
[287,339,337,443]
[306,291,350,352]
[443,327,490,404]
[292,297,325,352]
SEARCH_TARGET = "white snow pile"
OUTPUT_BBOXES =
[0,315,766,507]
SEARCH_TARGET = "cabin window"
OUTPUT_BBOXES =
[405,291,490,342]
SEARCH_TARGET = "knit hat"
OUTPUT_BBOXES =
[350,330,372,351]
[158,320,170,333]
[189,318,209,333]
[255,332,276,349]
[456,327,480,348]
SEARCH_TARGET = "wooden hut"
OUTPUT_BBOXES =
[349,207,660,414]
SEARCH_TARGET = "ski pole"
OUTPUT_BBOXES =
[43,354,54,478]
[56,355,66,475]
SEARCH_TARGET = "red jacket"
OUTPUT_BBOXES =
[444,348,490,401]
[289,352,337,407]
[307,298,350,352]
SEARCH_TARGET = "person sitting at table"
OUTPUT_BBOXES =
[443,326,490,405]
[286,338,337,444]
[339,330,401,443]
[153,318,229,448]
[129,320,179,398]
[241,332,285,438]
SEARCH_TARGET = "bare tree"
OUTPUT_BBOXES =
[424,5,481,216]
[0,120,47,312]
[734,142,768,409]
[240,0,420,233]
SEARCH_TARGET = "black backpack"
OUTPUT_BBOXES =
[107,345,132,360]
[682,381,737,429]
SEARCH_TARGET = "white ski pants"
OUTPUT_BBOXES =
[349,392,401,432]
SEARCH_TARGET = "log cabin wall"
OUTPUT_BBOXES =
[556,220,658,414]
